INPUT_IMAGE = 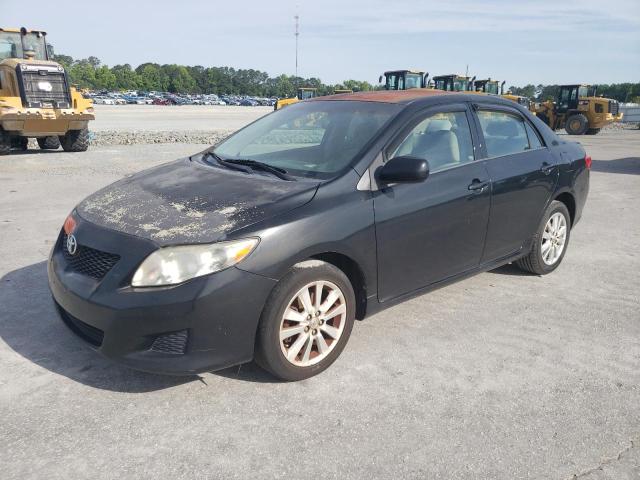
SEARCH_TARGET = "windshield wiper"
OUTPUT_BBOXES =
[202,151,254,174]
[223,159,296,181]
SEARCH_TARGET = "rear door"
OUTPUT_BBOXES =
[473,106,559,262]
[373,104,491,302]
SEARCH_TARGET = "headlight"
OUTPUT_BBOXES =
[131,238,258,287]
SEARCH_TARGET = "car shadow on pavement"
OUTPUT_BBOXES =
[214,362,278,383]
[591,157,640,175]
[0,261,198,393]
[488,263,532,276]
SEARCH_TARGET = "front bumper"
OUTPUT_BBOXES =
[48,219,276,375]
[1,108,94,136]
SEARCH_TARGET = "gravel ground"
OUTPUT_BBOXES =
[91,104,271,132]
[0,129,639,479]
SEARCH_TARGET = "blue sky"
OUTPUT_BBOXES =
[4,0,639,86]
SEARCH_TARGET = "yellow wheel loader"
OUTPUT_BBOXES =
[432,74,475,92]
[274,87,318,110]
[0,27,94,155]
[380,70,428,90]
[472,78,534,111]
[535,84,622,135]
[473,78,503,95]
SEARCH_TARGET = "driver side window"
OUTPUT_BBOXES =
[391,111,475,173]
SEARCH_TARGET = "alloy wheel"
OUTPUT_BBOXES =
[279,280,347,367]
[541,212,567,265]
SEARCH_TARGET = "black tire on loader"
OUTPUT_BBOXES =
[38,136,61,150]
[586,128,601,135]
[565,114,589,135]
[11,136,28,151]
[0,129,11,155]
[60,128,89,152]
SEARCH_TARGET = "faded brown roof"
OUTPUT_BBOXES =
[313,89,453,104]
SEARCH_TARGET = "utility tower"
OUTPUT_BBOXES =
[294,14,299,78]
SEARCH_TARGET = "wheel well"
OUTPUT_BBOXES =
[554,192,576,226]
[310,252,367,320]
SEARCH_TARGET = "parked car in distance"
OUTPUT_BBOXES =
[49,90,590,381]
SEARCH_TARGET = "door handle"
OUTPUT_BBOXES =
[468,179,489,192]
[540,162,555,175]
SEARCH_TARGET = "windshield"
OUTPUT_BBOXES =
[298,89,316,100]
[453,79,468,91]
[578,86,594,97]
[404,73,423,89]
[386,73,401,90]
[0,31,47,61]
[484,82,499,94]
[213,100,401,178]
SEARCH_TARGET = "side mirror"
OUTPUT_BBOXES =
[377,156,429,184]
[378,75,383,84]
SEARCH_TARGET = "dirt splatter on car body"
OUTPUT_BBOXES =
[77,156,319,245]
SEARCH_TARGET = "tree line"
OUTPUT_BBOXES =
[52,50,639,102]
[52,52,374,98]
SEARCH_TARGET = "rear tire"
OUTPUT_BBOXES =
[60,128,89,152]
[565,114,589,135]
[515,200,571,275]
[255,260,356,381]
[586,128,601,135]
[37,136,61,150]
[0,129,11,155]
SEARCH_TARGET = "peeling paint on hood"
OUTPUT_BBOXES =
[77,158,319,245]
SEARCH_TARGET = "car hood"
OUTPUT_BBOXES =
[76,157,319,245]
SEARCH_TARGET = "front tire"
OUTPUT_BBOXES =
[255,260,356,381]
[0,129,10,155]
[38,136,61,150]
[586,128,601,135]
[60,128,89,152]
[11,136,28,151]
[515,200,571,275]
[565,114,589,135]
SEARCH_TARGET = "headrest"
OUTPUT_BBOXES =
[486,120,520,137]
[425,119,452,133]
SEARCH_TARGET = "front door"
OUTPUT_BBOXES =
[374,106,491,302]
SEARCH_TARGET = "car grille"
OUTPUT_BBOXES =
[18,65,71,108]
[62,234,120,280]
[151,330,189,355]
[55,303,105,347]
[609,101,619,115]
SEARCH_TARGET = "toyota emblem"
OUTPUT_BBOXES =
[66,234,78,255]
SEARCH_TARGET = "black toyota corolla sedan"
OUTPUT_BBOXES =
[48,90,590,381]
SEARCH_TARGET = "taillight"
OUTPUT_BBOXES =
[585,155,592,170]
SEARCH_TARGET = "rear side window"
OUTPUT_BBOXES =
[477,110,530,157]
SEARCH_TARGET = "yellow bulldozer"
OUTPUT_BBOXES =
[380,70,429,90]
[535,84,622,135]
[0,27,94,154]
[274,87,318,110]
